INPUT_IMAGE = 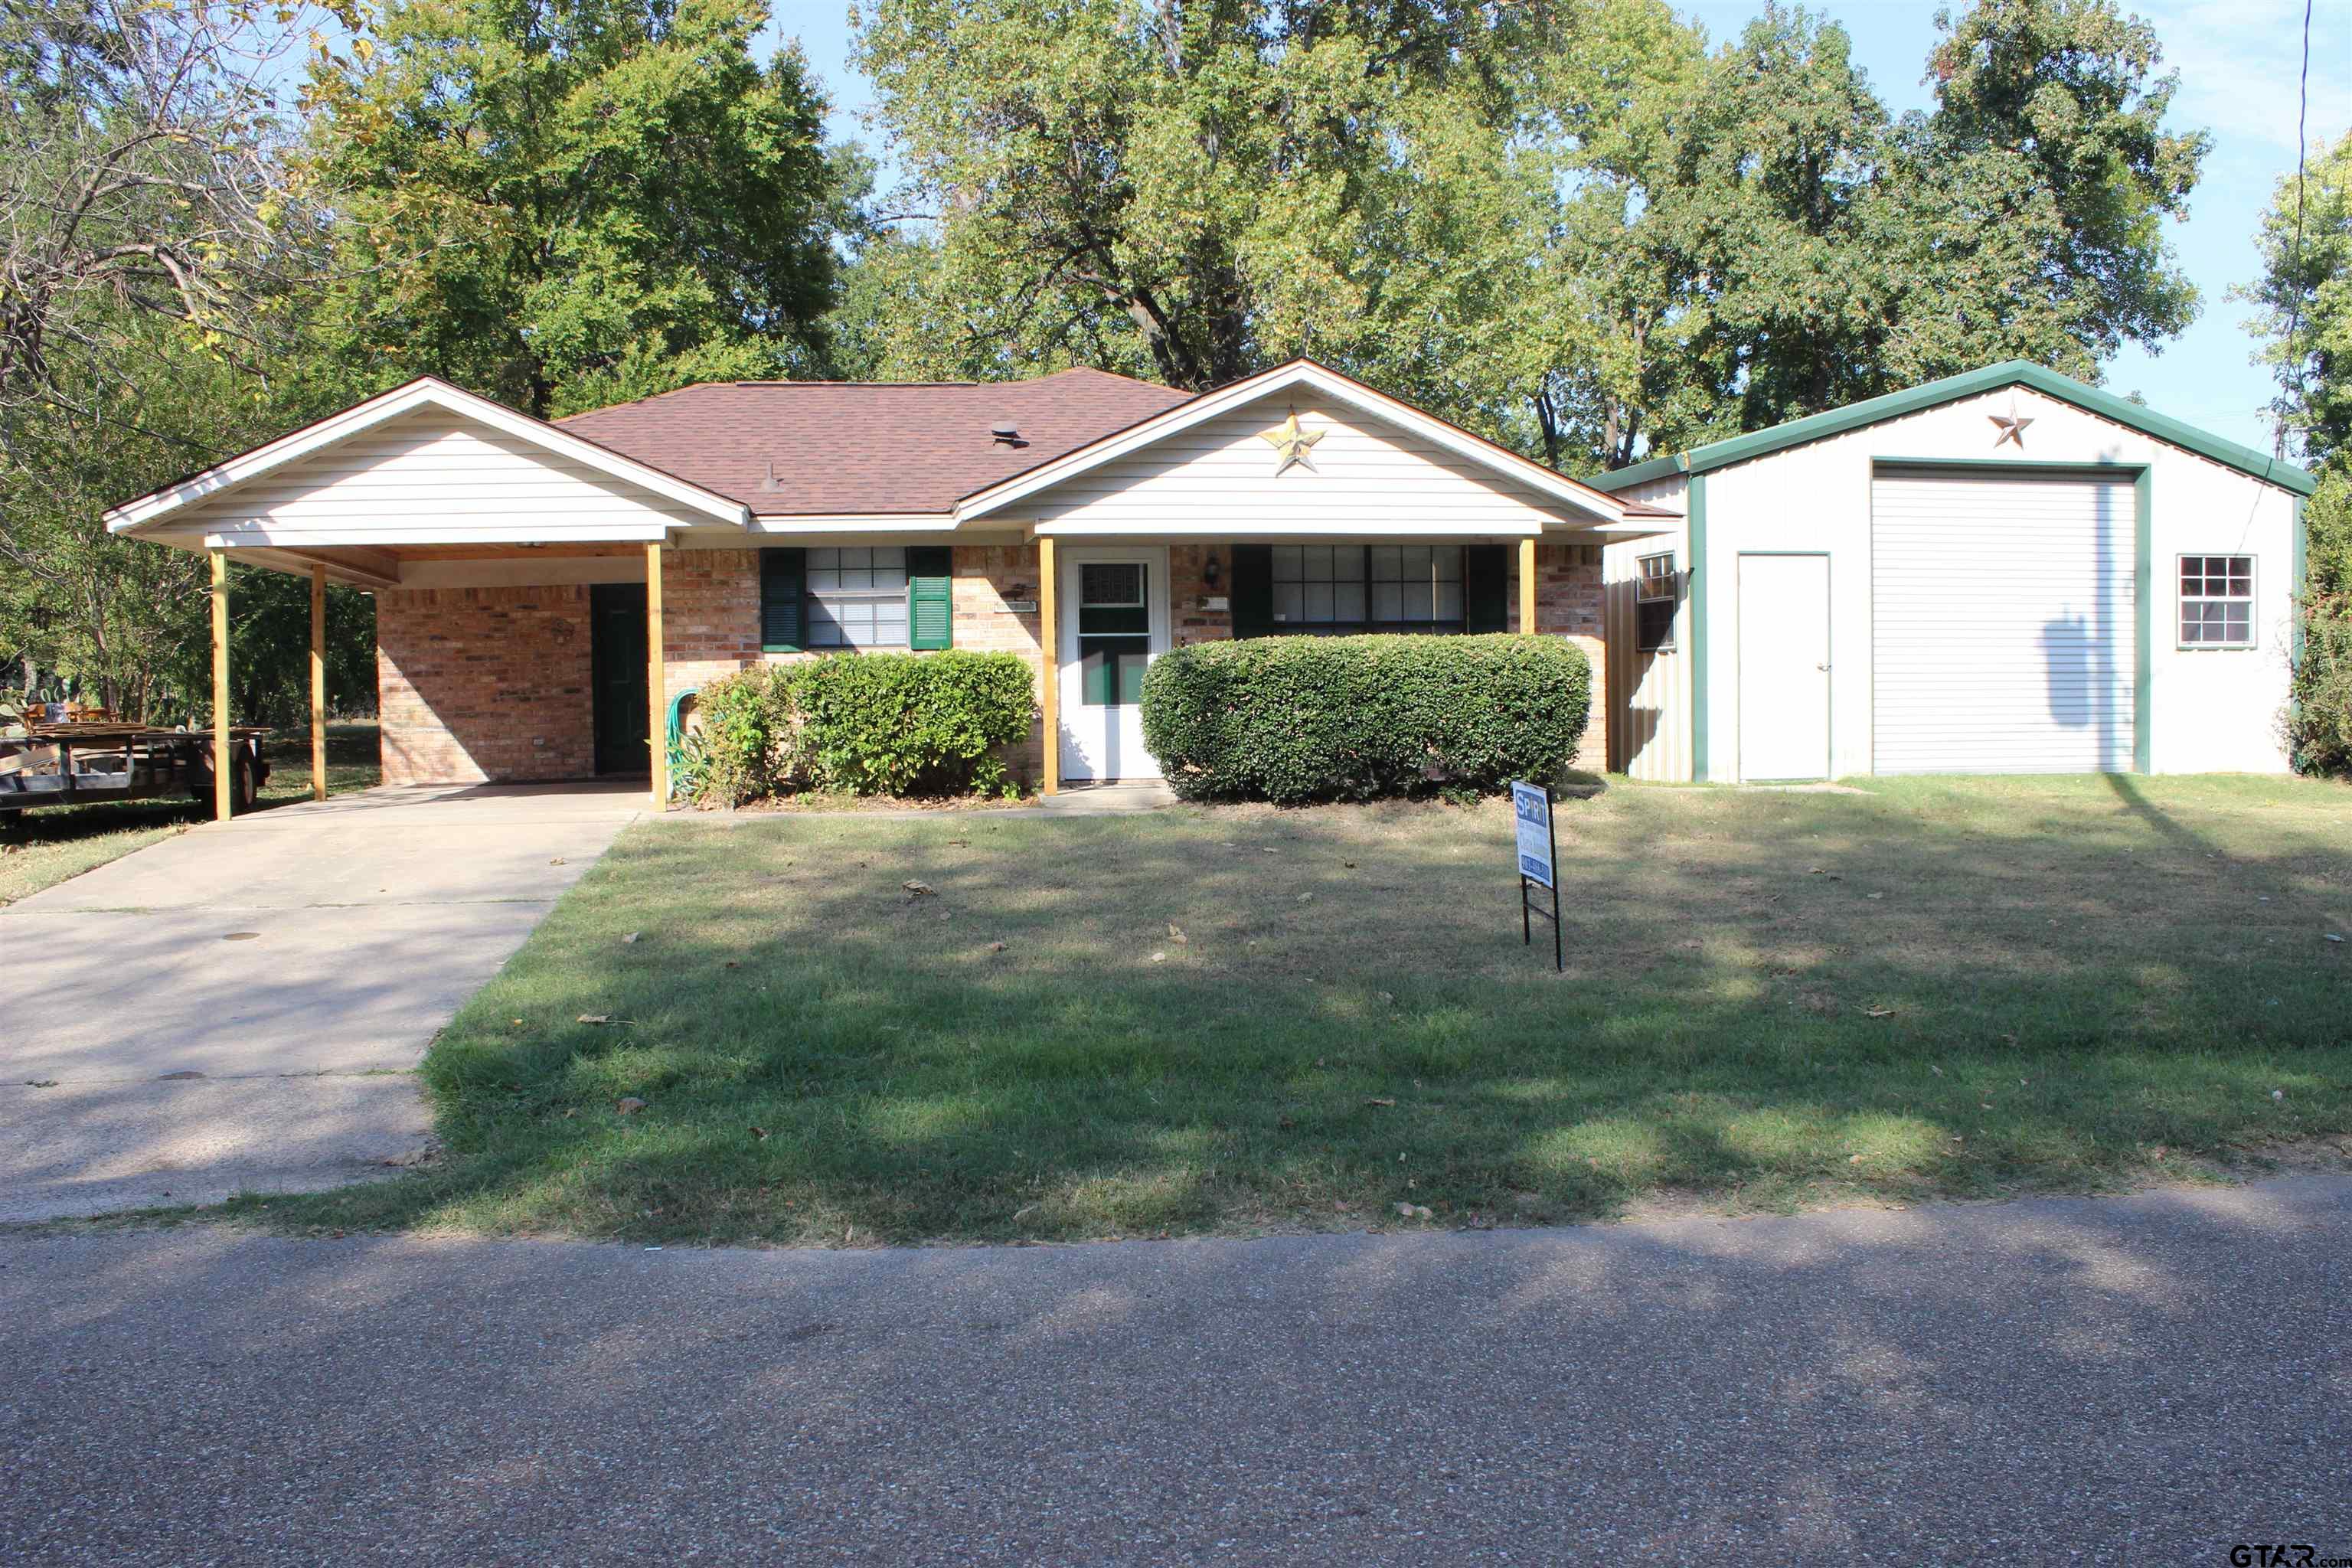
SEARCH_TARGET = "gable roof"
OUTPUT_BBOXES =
[559,368,1193,517]
[105,375,753,533]
[956,358,1633,524]
[1588,360,2318,498]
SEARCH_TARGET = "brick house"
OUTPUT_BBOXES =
[105,359,1666,801]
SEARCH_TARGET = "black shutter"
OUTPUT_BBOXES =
[906,545,952,649]
[760,547,805,652]
[1464,544,1508,632]
[1229,544,1273,639]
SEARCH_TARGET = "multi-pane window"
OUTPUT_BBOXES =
[805,547,909,648]
[2178,554,2253,648]
[1635,551,1677,652]
[1271,545,1464,632]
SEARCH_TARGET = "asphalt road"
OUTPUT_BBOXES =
[4,1177,2347,1566]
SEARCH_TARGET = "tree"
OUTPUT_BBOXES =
[2242,132,2352,775]
[304,0,854,417]
[2242,132,2352,466]
[852,0,1553,420]
[1881,0,2208,381]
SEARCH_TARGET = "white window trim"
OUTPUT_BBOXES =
[2176,552,2256,651]
[1635,550,1678,652]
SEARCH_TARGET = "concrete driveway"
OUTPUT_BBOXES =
[0,783,644,1220]
[1,1174,2344,1564]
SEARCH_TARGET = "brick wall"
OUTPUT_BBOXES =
[662,548,763,694]
[377,585,595,786]
[1509,541,1607,769]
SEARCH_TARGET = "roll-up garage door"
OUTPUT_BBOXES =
[1871,468,2135,773]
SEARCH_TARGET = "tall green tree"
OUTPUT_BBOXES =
[851,0,1552,418]
[305,0,854,417]
[2242,132,2352,775]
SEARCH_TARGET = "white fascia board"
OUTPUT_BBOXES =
[1033,518,1545,540]
[750,513,962,533]
[106,377,750,532]
[198,522,675,547]
[956,361,1628,525]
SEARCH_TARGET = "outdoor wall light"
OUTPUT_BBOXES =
[1202,555,1222,590]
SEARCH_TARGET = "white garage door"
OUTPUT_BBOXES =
[1871,469,2135,774]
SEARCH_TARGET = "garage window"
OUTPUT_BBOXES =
[2178,555,2254,648]
[1635,552,1677,652]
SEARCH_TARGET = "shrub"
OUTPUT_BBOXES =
[680,665,799,805]
[2290,462,2352,776]
[1138,633,1591,803]
[684,653,1035,803]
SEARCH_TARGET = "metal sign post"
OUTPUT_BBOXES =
[1510,780,1563,973]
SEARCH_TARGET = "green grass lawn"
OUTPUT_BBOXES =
[239,770,2352,1245]
[0,722,381,906]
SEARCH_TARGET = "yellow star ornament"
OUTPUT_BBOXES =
[1259,412,1325,475]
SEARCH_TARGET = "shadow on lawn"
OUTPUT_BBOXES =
[236,781,2352,1244]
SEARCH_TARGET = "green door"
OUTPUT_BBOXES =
[590,583,650,776]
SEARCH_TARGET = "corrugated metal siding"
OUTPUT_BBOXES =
[1602,475,1690,779]
[1871,469,2135,773]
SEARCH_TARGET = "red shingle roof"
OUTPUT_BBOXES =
[556,368,1194,516]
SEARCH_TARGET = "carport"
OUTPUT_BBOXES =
[101,377,759,816]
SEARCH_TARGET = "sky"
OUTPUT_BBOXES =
[775,0,2350,459]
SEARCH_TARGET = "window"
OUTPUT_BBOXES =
[805,547,909,649]
[1635,551,1677,652]
[1271,545,1464,632]
[2178,554,2253,648]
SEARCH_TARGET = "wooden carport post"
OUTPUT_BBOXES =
[1518,536,1538,635]
[645,541,667,808]
[209,549,232,822]
[1037,535,1058,797]
[309,563,328,801]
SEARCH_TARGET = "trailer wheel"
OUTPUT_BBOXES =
[189,753,261,813]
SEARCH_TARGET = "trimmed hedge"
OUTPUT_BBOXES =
[1138,633,1591,802]
[680,650,1034,803]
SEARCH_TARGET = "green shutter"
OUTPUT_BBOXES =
[1229,545,1273,639]
[1463,545,1508,632]
[760,547,805,652]
[906,546,952,650]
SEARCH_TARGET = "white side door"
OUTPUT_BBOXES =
[1057,547,1171,782]
[1738,553,1832,782]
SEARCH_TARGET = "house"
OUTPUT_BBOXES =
[1592,361,2316,782]
[103,358,1668,808]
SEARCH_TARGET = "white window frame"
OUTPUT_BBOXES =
[2176,553,2256,651]
[1635,550,1677,653]
[805,546,911,650]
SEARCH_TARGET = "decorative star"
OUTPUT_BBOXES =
[1989,410,2034,449]
[1259,411,1325,475]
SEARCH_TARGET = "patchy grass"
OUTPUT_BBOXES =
[234,770,2352,1245]
[0,722,380,906]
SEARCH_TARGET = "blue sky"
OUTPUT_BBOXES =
[776,0,2349,457]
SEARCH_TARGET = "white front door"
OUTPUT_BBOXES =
[1058,547,1171,782]
[1738,553,1832,782]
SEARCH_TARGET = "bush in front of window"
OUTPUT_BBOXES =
[795,649,1036,796]
[2292,464,2352,776]
[681,666,801,805]
[1138,634,1592,803]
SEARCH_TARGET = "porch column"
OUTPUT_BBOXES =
[209,549,232,822]
[1038,535,1059,796]
[645,541,667,808]
[1518,537,1538,634]
[309,563,328,802]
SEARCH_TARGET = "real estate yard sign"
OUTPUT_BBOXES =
[1511,781,1563,972]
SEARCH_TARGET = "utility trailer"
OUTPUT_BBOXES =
[0,724,271,815]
